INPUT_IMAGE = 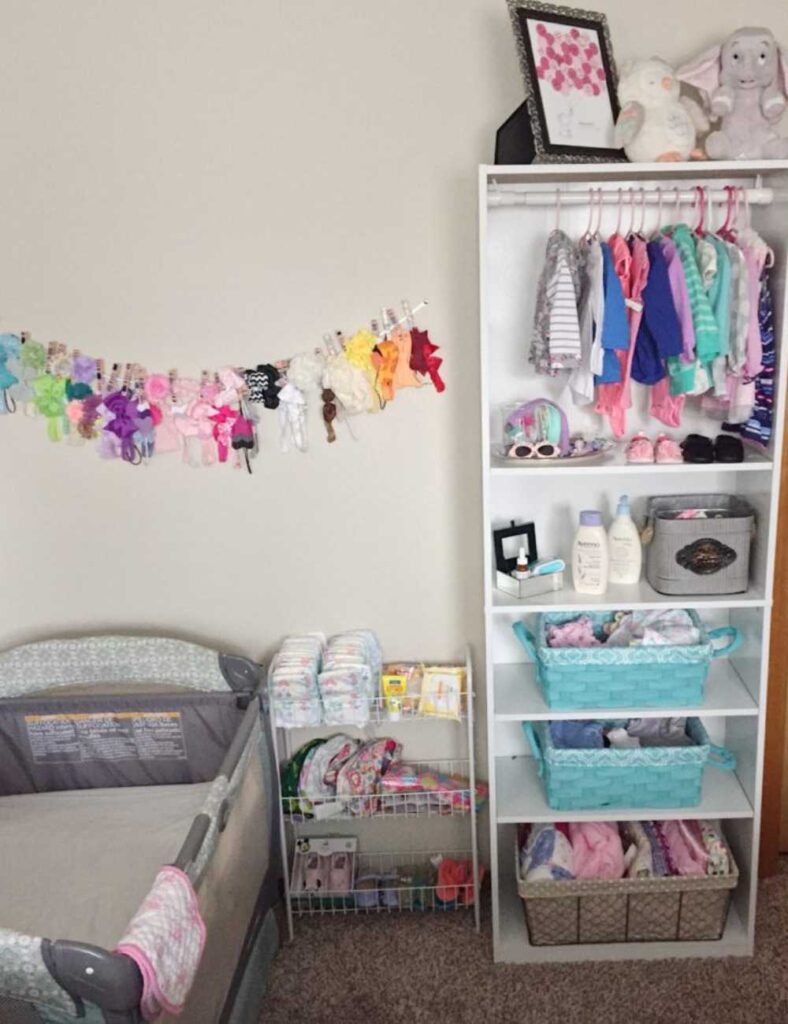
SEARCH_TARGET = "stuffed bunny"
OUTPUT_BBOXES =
[614,58,707,162]
[678,27,788,159]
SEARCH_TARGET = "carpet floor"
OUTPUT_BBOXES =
[260,862,788,1024]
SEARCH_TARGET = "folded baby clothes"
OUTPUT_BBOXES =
[660,820,708,876]
[699,820,731,876]
[621,822,652,878]
[621,821,672,878]
[549,720,605,749]
[627,717,693,747]
[569,821,625,880]
[605,610,700,648]
[520,823,575,881]
[607,727,641,749]
[546,615,601,648]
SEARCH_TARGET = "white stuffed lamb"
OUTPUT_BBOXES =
[614,58,708,162]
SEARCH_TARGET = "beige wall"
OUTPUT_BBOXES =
[1,0,786,680]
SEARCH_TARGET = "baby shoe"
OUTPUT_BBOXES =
[625,432,654,464]
[329,851,353,893]
[714,434,744,463]
[654,434,683,464]
[304,852,328,892]
[354,875,380,909]
[379,872,400,909]
[681,433,714,464]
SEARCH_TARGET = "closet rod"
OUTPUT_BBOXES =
[488,186,774,207]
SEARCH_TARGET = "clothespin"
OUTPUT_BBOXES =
[108,363,120,391]
[168,369,177,398]
[95,358,105,394]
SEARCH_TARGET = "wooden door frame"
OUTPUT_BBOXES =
[760,438,788,876]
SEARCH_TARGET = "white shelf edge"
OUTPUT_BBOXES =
[492,661,758,721]
[488,459,773,478]
[495,756,754,824]
[489,595,768,614]
[483,159,788,180]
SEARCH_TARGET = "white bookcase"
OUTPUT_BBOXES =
[478,160,788,963]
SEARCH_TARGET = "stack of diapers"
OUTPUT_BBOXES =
[318,630,382,727]
[270,634,324,727]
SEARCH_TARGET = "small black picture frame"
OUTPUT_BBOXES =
[493,521,538,574]
[506,0,625,163]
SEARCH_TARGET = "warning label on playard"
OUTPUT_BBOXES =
[24,711,188,763]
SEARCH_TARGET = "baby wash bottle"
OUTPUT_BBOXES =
[607,494,642,585]
[572,510,608,595]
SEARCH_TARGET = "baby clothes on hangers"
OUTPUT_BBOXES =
[592,241,629,385]
[724,272,775,446]
[568,238,604,405]
[707,235,732,396]
[531,230,582,374]
[631,240,682,386]
[726,243,751,375]
[595,236,649,438]
[650,235,694,427]
[667,224,720,384]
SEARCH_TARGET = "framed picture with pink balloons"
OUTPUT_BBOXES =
[506,1,625,162]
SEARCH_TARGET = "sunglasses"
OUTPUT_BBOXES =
[507,441,560,459]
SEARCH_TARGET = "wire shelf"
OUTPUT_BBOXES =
[290,849,477,916]
[273,693,469,729]
[283,758,478,822]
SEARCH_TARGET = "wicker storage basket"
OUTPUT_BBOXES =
[644,494,755,596]
[522,718,736,811]
[513,613,741,711]
[515,838,738,945]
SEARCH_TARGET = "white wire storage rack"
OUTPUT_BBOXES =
[270,647,481,939]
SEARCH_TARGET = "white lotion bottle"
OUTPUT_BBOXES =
[607,494,642,585]
[572,510,609,595]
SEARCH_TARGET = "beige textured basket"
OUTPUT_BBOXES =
[515,839,738,945]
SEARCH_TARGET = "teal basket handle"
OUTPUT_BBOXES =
[512,621,537,662]
[707,626,742,659]
[521,722,545,777]
[707,744,737,772]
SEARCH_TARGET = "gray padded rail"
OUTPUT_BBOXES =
[0,636,261,699]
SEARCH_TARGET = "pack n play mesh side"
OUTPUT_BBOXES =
[0,635,280,1024]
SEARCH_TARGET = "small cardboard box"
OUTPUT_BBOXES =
[291,836,357,899]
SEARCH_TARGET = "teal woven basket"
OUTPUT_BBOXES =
[522,718,736,811]
[513,612,741,711]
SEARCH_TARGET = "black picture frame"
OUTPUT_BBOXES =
[506,0,625,163]
[493,521,538,575]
